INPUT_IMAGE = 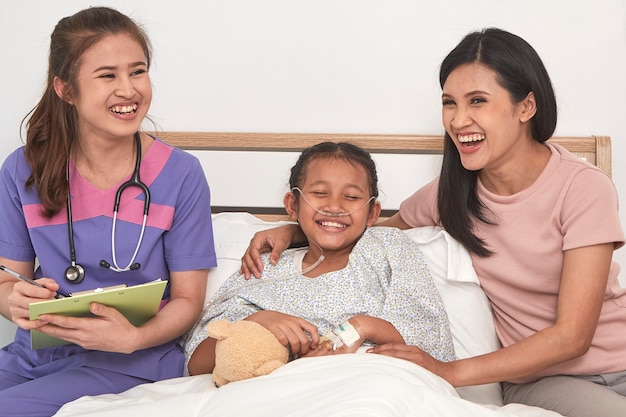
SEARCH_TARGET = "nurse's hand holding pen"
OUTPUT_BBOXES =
[0,261,62,331]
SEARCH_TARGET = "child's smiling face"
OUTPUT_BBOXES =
[285,157,380,256]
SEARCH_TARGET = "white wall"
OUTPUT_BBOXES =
[1,1,625,346]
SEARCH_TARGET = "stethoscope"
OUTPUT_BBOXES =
[64,132,151,284]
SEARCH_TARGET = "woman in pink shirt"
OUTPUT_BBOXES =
[241,28,626,417]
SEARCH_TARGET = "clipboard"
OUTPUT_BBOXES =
[29,279,167,350]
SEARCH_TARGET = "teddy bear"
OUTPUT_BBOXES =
[206,319,290,387]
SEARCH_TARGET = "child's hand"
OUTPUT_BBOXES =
[302,318,366,358]
[245,310,320,356]
[300,338,361,358]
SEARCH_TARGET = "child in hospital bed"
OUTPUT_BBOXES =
[184,141,455,376]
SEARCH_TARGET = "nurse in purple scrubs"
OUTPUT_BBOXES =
[0,7,216,416]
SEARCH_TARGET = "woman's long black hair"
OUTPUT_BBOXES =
[437,28,557,256]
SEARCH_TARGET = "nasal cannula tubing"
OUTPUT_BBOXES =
[207,238,326,309]
[291,187,375,217]
[289,186,374,276]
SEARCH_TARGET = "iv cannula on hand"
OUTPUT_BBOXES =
[0,265,70,299]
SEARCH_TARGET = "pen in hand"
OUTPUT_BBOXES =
[0,265,70,299]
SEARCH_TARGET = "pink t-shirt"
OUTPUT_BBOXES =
[400,143,626,382]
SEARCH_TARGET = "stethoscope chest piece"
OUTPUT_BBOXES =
[65,264,85,284]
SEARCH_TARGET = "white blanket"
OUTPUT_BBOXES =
[53,215,564,416]
[54,354,561,417]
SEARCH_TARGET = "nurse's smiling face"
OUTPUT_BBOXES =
[54,33,152,143]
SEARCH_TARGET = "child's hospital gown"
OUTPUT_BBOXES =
[185,226,455,370]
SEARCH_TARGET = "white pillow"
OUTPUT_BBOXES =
[207,212,502,405]
[402,227,502,405]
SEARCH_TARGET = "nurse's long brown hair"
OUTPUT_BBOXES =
[22,7,152,217]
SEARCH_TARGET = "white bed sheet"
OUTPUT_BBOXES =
[53,213,564,416]
[54,354,562,417]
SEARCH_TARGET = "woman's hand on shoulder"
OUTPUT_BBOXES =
[375,212,411,229]
[245,310,319,357]
[240,224,302,279]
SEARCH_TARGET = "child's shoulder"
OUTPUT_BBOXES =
[353,227,424,266]
[359,226,415,249]
[365,226,411,240]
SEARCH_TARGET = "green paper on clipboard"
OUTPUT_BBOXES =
[29,279,167,350]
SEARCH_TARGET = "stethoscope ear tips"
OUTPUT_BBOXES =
[100,259,141,272]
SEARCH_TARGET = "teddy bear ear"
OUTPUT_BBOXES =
[206,320,231,340]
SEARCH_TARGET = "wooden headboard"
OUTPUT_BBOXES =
[155,132,612,221]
